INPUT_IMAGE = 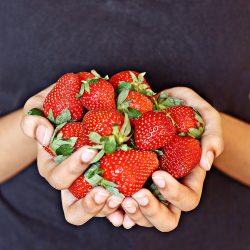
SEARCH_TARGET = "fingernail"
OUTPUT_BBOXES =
[206,151,214,170]
[81,149,96,163]
[123,204,136,213]
[152,176,165,188]
[94,192,109,204]
[36,126,48,146]
[133,194,149,206]
[108,198,122,209]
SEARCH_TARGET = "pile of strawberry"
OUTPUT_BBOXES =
[29,70,205,199]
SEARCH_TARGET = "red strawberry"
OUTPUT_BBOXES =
[164,106,205,138]
[117,90,154,125]
[100,150,159,196]
[110,70,155,96]
[43,73,84,124]
[68,175,93,199]
[68,162,104,199]
[83,109,124,139]
[46,122,89,163]
[77,70,116,110]
[134,111,176,150]
[160,135,201,178]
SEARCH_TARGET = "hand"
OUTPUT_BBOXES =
[107,87,224,231]
[21,85,124,225]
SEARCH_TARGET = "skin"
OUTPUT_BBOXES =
[3,86,246,231]
[19,86,224,231]
[213,113,250,186]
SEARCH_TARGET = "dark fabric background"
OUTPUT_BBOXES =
[0,1,249,250]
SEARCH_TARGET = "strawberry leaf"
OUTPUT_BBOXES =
[87,78,99,85]
[48,109,55,123]
[90,149,105,163]
[50,123,67,144]
[55,144,74,156]
[130,71,138,82]
[117,90,129,105]
[27,108,44,117]
[54,155,69,164]
[118,144,131,151]
[104,135,117,154]
[127,107,142,119]
[188,128,202,139]
[117,82,132,92]
[55,109,71,125]
[137,72,146,83]
[89,132,102,144]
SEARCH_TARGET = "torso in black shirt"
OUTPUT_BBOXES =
[0,1,249,250]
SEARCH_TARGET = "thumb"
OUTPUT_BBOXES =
[21,115,54,146]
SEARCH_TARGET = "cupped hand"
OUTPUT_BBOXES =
[21,85,124,225]
[107,87,224,230]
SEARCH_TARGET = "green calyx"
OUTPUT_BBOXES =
[77,69,109,98]
[47,108,72,125]
[187,108,205,139]
[116,90,142,119]
[48,122,78,164]
[84,162,125,197]
[117,71,156,97]
[153,92,184,111]
[88,113,132,163]
[27,108,44,117]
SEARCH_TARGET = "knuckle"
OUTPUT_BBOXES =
[160,218,179,233]
[167,185,180,202]
[67,161,84,176]
[185,196,200,212]
[49,174,65,190]
[210,135,224,156]
[64,212,82,226]
[83,197,95,214]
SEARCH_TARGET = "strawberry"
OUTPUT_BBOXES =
[160,135,201,178]
[68,175,93,199]
[83,109,124,138]
[43,73,84,124]
[83,109,132,160]
[100,150,159,196]
[68,162,104,199]
[117,90,154,125]
[77,70,116,110]
[164,106,205,139]
[110,70,155,96]
[46,122,89,163]
[134,111,176,150]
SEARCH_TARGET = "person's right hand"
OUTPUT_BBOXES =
[21,85,124,225]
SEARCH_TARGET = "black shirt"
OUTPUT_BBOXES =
[0,1,250,250]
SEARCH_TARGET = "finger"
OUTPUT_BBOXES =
[96,195,124,217]
[37,144,97,190]
[106,210,124,227]
[160,87,211,110]
[152,167,206,211]
[121,197,152,228]
[123,214,137,229]
[199,112,224,170]
[132,189,181,232]
[21,115,54,145]
[21,84,55,145]
[62,187,111,226]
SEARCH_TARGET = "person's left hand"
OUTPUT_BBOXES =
[107,166,205,231]
[106,87,223,231]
